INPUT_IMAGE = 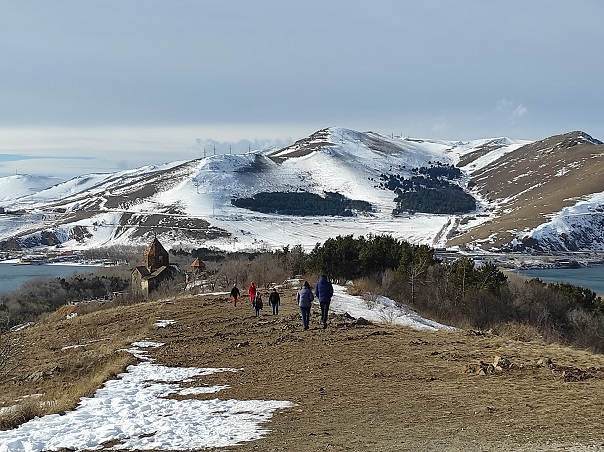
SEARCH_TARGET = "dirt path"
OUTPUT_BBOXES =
[147,291,604,451]
[3,289,604,451]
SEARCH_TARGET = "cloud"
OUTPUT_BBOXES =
[513,104,528,118]
[495,99,528,122]
[496,98,514,111]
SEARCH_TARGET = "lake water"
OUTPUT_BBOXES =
[1,261,603,297]
[516,264,604,295]
[0,263,101,294]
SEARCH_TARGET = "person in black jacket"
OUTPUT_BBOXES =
[269,288,281,315]
[253,293,263,317]
[230,284,241,306]
[314,275,334,329]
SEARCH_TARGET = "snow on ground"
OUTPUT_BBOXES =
[0,128,514,253]
[0,175,63,204]
[0,285,453,451]
[329,284,455,331]
[515,191,604,250]
[0,341,294,451]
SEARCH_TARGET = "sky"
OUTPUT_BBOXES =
[0,286,453,451]
[1,1,603,178]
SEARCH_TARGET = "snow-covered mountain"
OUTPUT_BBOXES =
[1,127,603,254]
[0,174,63,202]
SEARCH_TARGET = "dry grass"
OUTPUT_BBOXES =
[0,300,157,430]
[2,291,604,451]
[448,134,604,249]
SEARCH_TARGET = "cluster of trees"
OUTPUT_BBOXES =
[272,235,603,352]
[377,164,476,215]
[393,186,476,215]
[231,191,372,216]
[2,234,603,355]
[416,163,463,179]
[0,271,130,330]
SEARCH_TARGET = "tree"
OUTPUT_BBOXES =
[358,234,405,276]
[397,244,436,304]
[308,235,363,280]
[474,262,507,295]
[447,256,476,302]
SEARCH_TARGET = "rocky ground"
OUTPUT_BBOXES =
[3,288,604,451]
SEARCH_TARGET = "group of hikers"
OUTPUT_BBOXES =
[229,275,334,330]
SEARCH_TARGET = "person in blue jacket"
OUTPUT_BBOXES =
[296,280,314,330]
[314,274,334,329]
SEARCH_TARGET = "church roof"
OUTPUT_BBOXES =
[190,258,206,269]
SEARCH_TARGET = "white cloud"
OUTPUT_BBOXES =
[513,104,528,118]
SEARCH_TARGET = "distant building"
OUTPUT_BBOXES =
[131,237,177,297]
[190,257,206,274]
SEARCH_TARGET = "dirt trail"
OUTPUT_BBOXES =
[149,291,604,451]
[4,289,604,451]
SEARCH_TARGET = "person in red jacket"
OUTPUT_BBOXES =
[248,282,257,306]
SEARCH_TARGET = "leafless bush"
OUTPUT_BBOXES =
[379,309,399,325]
[363,292,379,310]
[248,253,291,288]
[496,322,545,342]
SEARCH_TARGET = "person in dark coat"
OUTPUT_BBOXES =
[253,293,263,317]
[296,281,314,330]
[230,284,241,306]
[269,288,281,315]
[314,275,334,329]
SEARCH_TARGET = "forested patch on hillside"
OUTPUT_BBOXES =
[231,191,373,216]
[377,163,476,215]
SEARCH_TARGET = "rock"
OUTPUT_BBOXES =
[493,355,512,370]
[536,357,553,368]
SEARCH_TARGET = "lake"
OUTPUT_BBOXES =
[0,263,101,294]
[1,260,603,298]
[516,264,604,295]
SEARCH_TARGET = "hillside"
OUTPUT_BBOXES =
[1,127,604,254]
[448,131,604,251]
[2,288,604,451]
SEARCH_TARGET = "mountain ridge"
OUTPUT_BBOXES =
[1,128,603,255]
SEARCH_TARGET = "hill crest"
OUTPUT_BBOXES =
[1,128,603,254]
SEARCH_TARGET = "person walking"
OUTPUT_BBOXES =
[248,282,257,306]
[253,292,263,317]
[314,275,334,329]
[230,284,241,306]
[269,288,281,315]
[296,281,314,330]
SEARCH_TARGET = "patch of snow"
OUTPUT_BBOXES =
[0,341,294,452]
[328,284,456,332]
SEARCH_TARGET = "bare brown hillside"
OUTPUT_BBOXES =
[2,291,604,451]
[448,131,604,250]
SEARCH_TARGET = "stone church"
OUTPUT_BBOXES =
[131,237,176,297]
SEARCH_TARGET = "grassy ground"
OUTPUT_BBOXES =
[2,289,604,451]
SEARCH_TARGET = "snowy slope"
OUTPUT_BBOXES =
[0,174,63,204]
[1,127,603,253]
